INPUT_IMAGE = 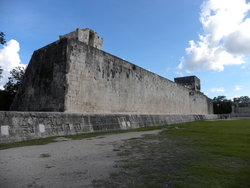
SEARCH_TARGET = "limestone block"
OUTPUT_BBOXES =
[1,125,9,136]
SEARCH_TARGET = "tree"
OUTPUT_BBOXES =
[0,67,25,110]
[213,96,232,114]
[4,66,25,96]
[0,32,6,45]
[0,32,6,79]
[0,66,2,80]
[233,96,250,104]
[213,96,227,102]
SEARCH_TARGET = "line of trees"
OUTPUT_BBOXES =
[213,95,250,114]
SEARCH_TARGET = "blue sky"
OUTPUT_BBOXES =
[0,0,250,99]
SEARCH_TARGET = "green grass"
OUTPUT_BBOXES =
[163,119,250,188]
[93,119,250,188]
[0,125,166,150]
[0,136,58,150]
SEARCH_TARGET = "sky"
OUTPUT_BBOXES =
[0,0,250,100]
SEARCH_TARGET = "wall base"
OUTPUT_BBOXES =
[0,112,218,143]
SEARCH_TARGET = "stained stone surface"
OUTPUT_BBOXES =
[10,37,213,114]
[0,112,218,143]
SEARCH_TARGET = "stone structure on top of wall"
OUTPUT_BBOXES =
[59,28,103,50]
[10,28,213,114]
[174,76,201,92]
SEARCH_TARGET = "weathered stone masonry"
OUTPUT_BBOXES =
[10,29,213,114]
[11,39,68,111]
[0,112,217,143]
[0,28,217,143]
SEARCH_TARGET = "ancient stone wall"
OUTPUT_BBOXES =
[233,106,250,115]
[11,38,213,114]
[10,39,68,111]
[65,39,213,114]
[0,111,218,143]
[237,107,250,114]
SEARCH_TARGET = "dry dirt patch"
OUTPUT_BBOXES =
[0,130,161,188]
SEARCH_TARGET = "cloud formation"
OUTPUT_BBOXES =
[0,40,25,88]
[179,0,250,72]
[210,88,225,93]
[234,86,242,91]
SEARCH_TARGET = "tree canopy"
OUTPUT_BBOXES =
[213,96,232,114]
[0,66,2,80]
[233,96,250,104]
[0,32,5,79]
[0,67,25,110]
[4,66,25,96]
[0,32,6,45]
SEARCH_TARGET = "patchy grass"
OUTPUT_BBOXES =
[93,119,250,188]
[165,119,250,188]
[0,125,166,150]
[0,136,58,150]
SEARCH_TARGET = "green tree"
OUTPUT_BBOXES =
[0,32,6,45]
[4,66,25,96]
[233,96,250,104]
[0,32,5,79]
[213,96,232,114]
[0,66,2,80]
[0,67,25,110]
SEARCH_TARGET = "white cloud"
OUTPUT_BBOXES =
[210,88,225,92]
[0,40,25,89]
[177,57,184,69]
[234,85,242,91]
[179,0,250,72]
[174,71,184,77]
[224,18,250,55]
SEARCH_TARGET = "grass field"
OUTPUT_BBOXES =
[163,119,250,188]
[93,119,250,188]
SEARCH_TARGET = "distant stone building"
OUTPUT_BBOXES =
[174,76,201,92]
[232,103,250,115]
[10,28,213,114]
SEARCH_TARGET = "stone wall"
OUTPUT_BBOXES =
[0,111,218,143]
[231,104,250,117]
[234,106,250,114]
[65,39,213,114]
[10,39,68,111]
[11,38,213,114]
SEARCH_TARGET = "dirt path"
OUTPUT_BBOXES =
[0,130,161,188]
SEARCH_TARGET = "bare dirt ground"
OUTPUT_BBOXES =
[0,130,161,188]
